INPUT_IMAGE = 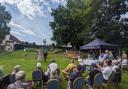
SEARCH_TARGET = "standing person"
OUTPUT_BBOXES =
[43,49,47,62]
[38,49,43,62]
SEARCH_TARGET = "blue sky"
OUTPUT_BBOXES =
[0,0,66,45]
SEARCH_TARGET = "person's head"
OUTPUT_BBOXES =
[37,63,42,68]
[51,60,55,63]
[16,71,26,81]
[104,60,112,67]
[77,65,82,72]
[122,54,127,59]
[105,50,109,54]
[14,65,20,73]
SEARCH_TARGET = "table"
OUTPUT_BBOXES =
[83,59,97,66]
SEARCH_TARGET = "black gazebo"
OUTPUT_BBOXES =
[80,38,118,50]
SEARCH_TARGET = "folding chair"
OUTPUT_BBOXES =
[46,79,60,89]
[32,70,42,86]
[73,77,84,89]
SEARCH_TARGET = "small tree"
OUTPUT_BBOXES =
[0,4,11,43]
[43,39,46,46]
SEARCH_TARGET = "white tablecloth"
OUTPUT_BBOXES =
[83,59,97,66]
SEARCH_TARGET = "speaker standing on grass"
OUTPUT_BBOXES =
[43,49,48,62]
[38,49,43,62]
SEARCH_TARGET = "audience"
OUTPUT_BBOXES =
[1,49,126,89]
[7,71,29,89]
[62,60,77,80]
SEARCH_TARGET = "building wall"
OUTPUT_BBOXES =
[0,45,5,52]
[5,42,14,52]
[2,35,14,52]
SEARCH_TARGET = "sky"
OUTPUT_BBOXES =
[0,0,66,45]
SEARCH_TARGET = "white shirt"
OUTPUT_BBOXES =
[101,66,112,80]
[112,65,119,72]
[122,59,128,66]
[48,63,58,72]
[78,58,84,66]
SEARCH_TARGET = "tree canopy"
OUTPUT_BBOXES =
[92,0,128,47]
[0,3,11,43]
[50,0,128,49]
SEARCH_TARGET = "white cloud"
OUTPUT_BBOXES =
[11,31,24,36]
[0,0,66,20]
[9,21,36,36]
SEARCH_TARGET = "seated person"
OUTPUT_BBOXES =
[11,65,21,75]
[50,70,61,82]
[7,71,29,89]
[100,60,112,83]
[86,63,101,88]
[47,60,58,77]
[99,52,105,62]
[62,60,76,80]
[35,63,49,86]
[67,65,82,89]
[0,65,4,82]
[121,58,128,68]
[112,60,119,72]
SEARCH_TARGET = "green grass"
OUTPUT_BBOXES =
[0,50,128,89]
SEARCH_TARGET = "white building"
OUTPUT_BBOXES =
[0,35,21,52]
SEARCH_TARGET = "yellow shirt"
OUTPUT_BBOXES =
[66,63,76,72]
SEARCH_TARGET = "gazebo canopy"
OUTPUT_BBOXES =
[80,38,118,50]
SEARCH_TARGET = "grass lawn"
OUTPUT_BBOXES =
[0,50,128,89]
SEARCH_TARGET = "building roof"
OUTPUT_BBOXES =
[10,35,21,43]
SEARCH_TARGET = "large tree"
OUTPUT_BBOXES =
[91,0,128,47]
[50,0,101,49]
[0,3,11,43]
